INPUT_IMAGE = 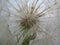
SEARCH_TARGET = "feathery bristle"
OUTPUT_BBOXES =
[4,0,57,45]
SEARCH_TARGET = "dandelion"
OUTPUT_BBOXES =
[2,0,57,45]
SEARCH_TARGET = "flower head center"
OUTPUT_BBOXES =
[20,16,37,29]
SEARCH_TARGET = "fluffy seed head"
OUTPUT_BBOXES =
[4,0,57,45]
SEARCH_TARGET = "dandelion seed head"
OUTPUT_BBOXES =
[4,0,57,45]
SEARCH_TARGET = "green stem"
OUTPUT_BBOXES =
[21,33,36,45]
